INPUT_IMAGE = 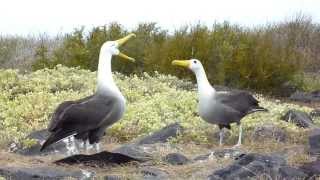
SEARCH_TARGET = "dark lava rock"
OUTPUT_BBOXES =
[194,149,244,161]
[163,153,190,165]
[140,167,169,180]
[0,166,94,180]
[208,153,286,180]
[311,90,320,101]
[27,129,50,140]
[290,90,320,103]
[277,81,298,97]
[278,166,308,179]
[111,123,184,162]
[137,123,183,145]
[310,109,320,118]
[234,153,286,166]
[300,160,320,178]
[14,129,68,156]
[290,91,312,103]
[55,151,141,167]
[309,129,320,156]
[281,110,314,128]
[252,124,287,142]
[113,144,153,161]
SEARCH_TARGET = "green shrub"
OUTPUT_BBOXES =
[30,19,313,94]
[0,66,314,147]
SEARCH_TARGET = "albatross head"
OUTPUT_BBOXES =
[101,33,136,62]
[96,33,136,95]
[171,58,215,97]
[171,59,203,73]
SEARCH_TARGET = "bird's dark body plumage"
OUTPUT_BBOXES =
[41,94,124,151]
[212,90,267,129]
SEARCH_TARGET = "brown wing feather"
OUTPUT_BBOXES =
[216,90,260,115]
[48,95,94,132]
[42,95,117,150]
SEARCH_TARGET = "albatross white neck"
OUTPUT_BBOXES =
[96,50,121,96]
[193,67,216,97]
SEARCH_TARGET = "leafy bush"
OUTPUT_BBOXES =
[0,65,315,147]
[30,18,315,94]
[0,14,319,93]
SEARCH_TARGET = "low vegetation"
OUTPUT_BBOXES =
[0,65,317,148]
[1,14,320,94]
[32,21,306,94]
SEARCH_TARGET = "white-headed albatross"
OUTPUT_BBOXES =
[40,34,136,153]
[172,59,267,147]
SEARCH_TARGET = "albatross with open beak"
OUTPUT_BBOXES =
[172,59,267,146]
[40,34,136,154]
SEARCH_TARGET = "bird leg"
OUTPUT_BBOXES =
[66,136,79,155]
[94,143,101,153]
[219,128,224,146]
[66,137,73,155]
[84,140,91,154]
[79,139,84,149]
[71,136,80,154]
[74,138,83,153]
[234,124,242,147]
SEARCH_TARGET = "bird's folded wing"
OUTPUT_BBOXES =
[48,95,114,132]
[216,91,259,114]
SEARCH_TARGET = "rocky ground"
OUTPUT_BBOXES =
[0,109,320,180]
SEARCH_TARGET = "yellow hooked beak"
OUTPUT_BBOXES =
[118,52,135,62]
[116,33,136,46]
[115,33,136,62]
[172,60,190,68]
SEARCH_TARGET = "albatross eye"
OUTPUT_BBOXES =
[193,60,197,64]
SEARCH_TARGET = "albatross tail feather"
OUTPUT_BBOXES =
[40,129,76,151]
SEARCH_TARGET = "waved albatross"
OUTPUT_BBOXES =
[172,59,267,146]
[40,34,136,153]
